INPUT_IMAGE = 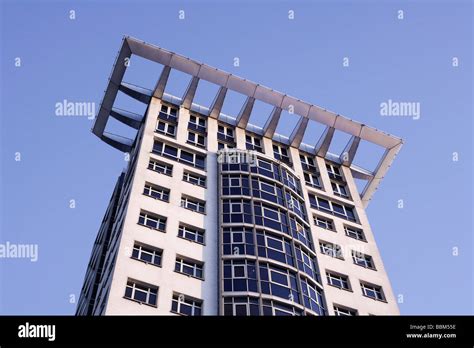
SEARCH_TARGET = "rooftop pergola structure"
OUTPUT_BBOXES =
[92,36,403,208]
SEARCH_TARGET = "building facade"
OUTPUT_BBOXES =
[76,37,402,316]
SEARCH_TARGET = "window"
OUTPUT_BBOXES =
[304,172,322,189]
[361,282,385,301]
[143,183,169,202]
[148,159,172,176]
[218,141,235,151]
[181,195,205,214]
[223,174,250,196]
[252,177,285,205]
[281,168,302,195]
[159,104,178,122]
[153,140,206,170]
[245,134,263,153]
[183,171,206,187]
[344,225,366,241]
[309,194,357,222]
[223,296,259,316]
[262,299,304,316]
[175,257,204,279]
[273,144,291,165]
[138,211,166,231]
[217,124,235,143]
[334,305,358,316]
[286,192,306,220]
[254,202,288,234]
[326,271,351,290]
[187,131,206,148]
[171,293,202,316]
[300,154,317,172]
[188,114,206,133]
[259,263,300,304]
[332,181,349,198]
[352,251,375,269]
[326,163,344,181]
[256,230,294,266]
[156,120,176,137]
[300,278,326,316]
[178,224,205,244]
[124,279,158,306]
[319,241,344,259]
[314,215,334,231]
[295,245,318,280]
[223,260,258,293]
[131,242,162,266]
[223,199,253,224]
[223,227,255,256]
[289,218,313,249]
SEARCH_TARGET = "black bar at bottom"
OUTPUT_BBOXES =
[0,316,472,346]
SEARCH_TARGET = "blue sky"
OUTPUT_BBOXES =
[0,0,472,314]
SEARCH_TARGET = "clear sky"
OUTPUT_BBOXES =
[0,0,472,315]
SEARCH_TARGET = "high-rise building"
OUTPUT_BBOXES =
[76,37,403,316]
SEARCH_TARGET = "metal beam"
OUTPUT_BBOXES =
[119,82,152,104]
[361,142,403,207]
[263,107,282,139]
[236,97,255,128]
[340,136,361,166]
[181,76,200,109]
[110,108,143,129]
[315,126,335,157]
[92,37,132,137]
[289,117,309,148]
[153,66,171,99]
[209,87,227,119]
[100,133,133,152]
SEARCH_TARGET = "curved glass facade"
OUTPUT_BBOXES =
[219,151,327,316]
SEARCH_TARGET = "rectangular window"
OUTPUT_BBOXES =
[156,120,176,137]
[178,224,205,244]
[332,181,349,198]
[245,134,263,153]
[171,293,202,316]
[143,183,169,202]
[188,114,206,133]
[333,305,358,316]
[159,104,178,122]
[175,257,204,279]
[153,140,206,170]
[326,271,351,290]
[300,154,317,172]
[148,159,172,176]
[217,124,235,143]
[352,251,376,270]
[304,172,321,189]
[326,163,344,182]
[218,141,235,151]
[344,225,366,241]
[273,144,291,165]
[138,211,166,232]
[319,241,344,259]
[314,215,334,231]
[124,279,158,306]
[131,242,162,266]
[187,131,206,148]
[309,194,357,222]
[361,282,385,301]
[183,171,206,187]
[181,195,206,214]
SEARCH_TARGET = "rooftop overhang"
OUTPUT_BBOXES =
[92,36,403,207]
